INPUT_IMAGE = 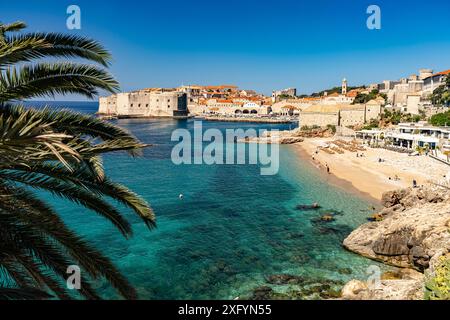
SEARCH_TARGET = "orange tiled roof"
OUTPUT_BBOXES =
[204,85,238,90]
[433,69,450,76]
[205,92,227,95]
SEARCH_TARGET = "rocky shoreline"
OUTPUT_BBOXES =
[246,185,450,300]
[341,184,450,300]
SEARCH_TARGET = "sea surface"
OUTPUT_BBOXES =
[24,101,385,299]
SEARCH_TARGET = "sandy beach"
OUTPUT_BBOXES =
[294,138,450,201]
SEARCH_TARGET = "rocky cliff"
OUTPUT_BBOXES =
[342,184,450,299]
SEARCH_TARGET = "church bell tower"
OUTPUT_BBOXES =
[342,78,348,95]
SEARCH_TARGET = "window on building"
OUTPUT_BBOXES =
[168,105,170,108]
[131,104,133,107]
[146,104,149,108]
[138,104,141,108]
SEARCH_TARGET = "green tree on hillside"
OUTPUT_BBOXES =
[430,110,450,126]
[353,89,381,104]
[431,75,450,106]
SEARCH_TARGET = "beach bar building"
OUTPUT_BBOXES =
[385,122,450,150]
[387,123,450,162]
[357,122,450,163]
[356,129,385,145]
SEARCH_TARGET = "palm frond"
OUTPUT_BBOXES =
[0,287,52,300]
[0,21,27,35]
[0,184,138,299]
[0,63,119,102]
[0,104,147,153]
[0,170,133,236]
[0,209,102,300]
[0,20,152,300]
[8,162,156,228]
[0,33,112,68]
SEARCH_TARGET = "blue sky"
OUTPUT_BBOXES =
[1,0,450,99]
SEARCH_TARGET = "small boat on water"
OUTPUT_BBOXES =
[296,203,321,210]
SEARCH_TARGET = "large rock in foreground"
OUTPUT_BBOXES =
[344,185,450,271]
[341,271,424,300]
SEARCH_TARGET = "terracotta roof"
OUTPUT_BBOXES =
[434,69,450,76]
[204,85,238,90]
[346,90,360,97]
[425,69,450,79]
[205,92,227,95]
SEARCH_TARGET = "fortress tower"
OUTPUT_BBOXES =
[419,69,433,80]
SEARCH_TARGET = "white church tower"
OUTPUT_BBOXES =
[342,78,348,95]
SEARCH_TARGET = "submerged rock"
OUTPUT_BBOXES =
[296,204,321,211]
[321,214,335,222]
[265,274,306,285]
[338,268,353,275]
[286,232,305,240]
[319,289,342,299]
[250,286,274,300]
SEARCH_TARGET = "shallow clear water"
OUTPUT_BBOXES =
[27,101,384,299]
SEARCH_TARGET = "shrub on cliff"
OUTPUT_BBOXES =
[425,255,450,300]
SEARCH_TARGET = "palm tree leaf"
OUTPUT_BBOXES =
[0,184,138,299]
[0,287,53,300]
[0,20,152,300]
[0,32,112,68]
[8,162,156,228]
[0,21,27,33]
[0,170,133,236]
[0,104,144,146]
[0,210,102,300]
[0,63,119,102]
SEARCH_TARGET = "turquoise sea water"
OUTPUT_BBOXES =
[27,102,384,299]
